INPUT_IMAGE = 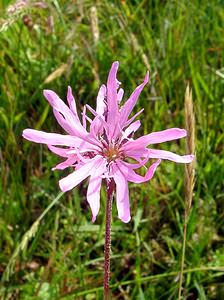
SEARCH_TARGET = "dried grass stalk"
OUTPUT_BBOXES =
[90,6,99,44]
[184,85,196,213]
[178,85,196,300]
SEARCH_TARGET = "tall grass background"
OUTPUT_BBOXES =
[0,1,224,299]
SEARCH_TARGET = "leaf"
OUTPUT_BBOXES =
[35,105,50,130]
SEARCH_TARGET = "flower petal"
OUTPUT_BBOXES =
[52,156,77,170]
[124,108,144,128]
[112,164,131,223]
[106,61,119,136]
[67,86,77,116]
[59,156,103,192]
[116,159,161,183]
[117,88,124,103]
[123,128,187,150]
[121,120,141,141]
[53,108,76,135]
[148,149,194,163]
[86,104,97,117]
[23,129,81,146]
[90,115,103,136]
[119,156,149,169]
[122,146,149,161]
[119,72,149,128]
[96,84,106,115]
[82,105,87,129]
[23,129,100,152]
[43,89,87,137]
[87,159,107,222]
[48,145,70,157]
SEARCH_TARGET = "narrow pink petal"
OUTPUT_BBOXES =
[90,115,102,136]
[86,104,97,117]
[119,72,149,128]
[82,105,87,129]
[117,88,124,103]
[87,160,106,222]
[23,129,81,146]
[74,146,89,163]
[43,89,87,137]
[124,128,187,150]
[85,133,102,149]
[107,61,119,134]
[67,86,77,116]
[52,156,77,170]
[112,164,131,223]
[47,145,70,157]
[124,108,144,128]
[82,107,93,125]
[23,129,101,152]
[59,156,102,192]
[137,128,187,145]
[116,159,161,183]
[53,109,76,135]
[116,79,121,88]
[96,84,106,115]
[148,149,194,163]
[66,149,87,155]
[122,120,141,140]
[119,156,149,169]
[122,146,149,160]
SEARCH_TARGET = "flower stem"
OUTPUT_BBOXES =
[104,179,115,300]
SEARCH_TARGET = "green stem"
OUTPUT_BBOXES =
[178,210,188,299]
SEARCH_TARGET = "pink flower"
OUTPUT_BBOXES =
[23,61,194,223]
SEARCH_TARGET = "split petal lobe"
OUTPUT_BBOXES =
[120,156,149,169]
[43,89,87,138]
[117,159,161,183]
[86,104,97,117]
[124,128,187,150]
[87,176,102,223]
[122,120,141,140]
[148,149,194,163]
[23,129,80,146]
[48,145,70,157]
[23,129,100,151]
[67,86,77,116]
[119,72,149,127]
[107,61,119,130]
[90,115,102,136]
[53,108,75,135]
[87,160,106,222]
[52,156,77,170]
[125,108,144,128]
[44,89,72,119]
[59,156,102,192]
[136,128,187,146]
[82,105,87,129]
[96,84,106,115]
[122,147,149,161]
[117,88,124,103]
[112,164,131,223]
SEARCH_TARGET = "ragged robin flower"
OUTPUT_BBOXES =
[23,61,194,223]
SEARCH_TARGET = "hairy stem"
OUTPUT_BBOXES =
[104,179,115,300]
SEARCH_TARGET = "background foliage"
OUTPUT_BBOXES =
[0,0,224,299]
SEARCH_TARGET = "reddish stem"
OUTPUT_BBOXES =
[104,179,115,300]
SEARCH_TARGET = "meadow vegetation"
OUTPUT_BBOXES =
[0,1,224,299]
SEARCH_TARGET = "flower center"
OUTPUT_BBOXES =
[103,145,120,161]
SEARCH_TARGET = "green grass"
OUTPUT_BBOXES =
[0,0,224,299]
